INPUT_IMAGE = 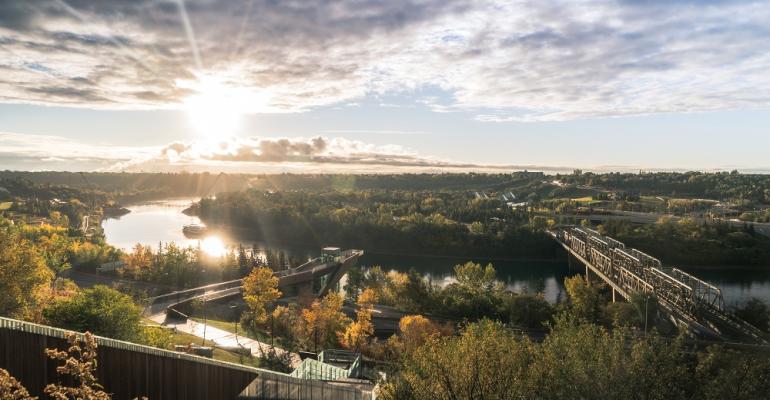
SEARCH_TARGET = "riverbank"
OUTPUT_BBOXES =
[104,198,770,306]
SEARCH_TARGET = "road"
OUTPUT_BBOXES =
[551,209,770,237]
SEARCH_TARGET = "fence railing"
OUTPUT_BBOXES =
[0,316,374,400]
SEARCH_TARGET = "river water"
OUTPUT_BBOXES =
[103,199,770,306]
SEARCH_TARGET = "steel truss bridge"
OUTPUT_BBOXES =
[551,226,768,345]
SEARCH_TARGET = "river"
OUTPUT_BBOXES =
[102,198,770,306]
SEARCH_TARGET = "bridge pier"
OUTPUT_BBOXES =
[612,287,616,303]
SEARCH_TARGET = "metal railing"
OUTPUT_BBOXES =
[0,316,373,400]
[552,227,768,345]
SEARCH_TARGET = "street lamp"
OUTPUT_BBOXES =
[644,294,650,336]
[229,303,243,365]
[201,296,208,346]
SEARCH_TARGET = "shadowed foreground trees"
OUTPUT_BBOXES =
[379,317,770,400]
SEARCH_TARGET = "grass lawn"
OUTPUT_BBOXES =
[0,202,12,211]
[170,330,261,368]
[142,319,260,368]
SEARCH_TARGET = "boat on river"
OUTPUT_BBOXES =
[182,223,208,238]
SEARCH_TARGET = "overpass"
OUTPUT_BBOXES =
[551,226,768,345]
[145,248,364,321]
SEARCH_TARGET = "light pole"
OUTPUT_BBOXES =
[644,294,650,336]
[230,303,243,365]
[201,296,208,346]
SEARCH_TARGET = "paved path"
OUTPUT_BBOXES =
[149,313,301,368]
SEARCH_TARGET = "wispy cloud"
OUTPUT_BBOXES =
[0,131,155,170]
[0,1,768,120]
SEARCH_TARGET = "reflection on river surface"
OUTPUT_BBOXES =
[103,199,770,305]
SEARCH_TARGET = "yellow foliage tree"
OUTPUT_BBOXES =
[0,226,53,321]
[302,292,351,351]
[398,315,442,351]
[341,289,377,350]
[242,267,281,325]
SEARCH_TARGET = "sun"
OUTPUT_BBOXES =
[182,77,245,139]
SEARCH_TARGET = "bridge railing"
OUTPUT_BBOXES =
[669,268,725,311]
[146,279,243,304]
[553,226,769,345]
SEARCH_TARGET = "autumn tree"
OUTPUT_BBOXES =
[0,331,119,400]
[564,275,605,322]
[380,319,534,400]
[0,368,33,400]
[242,266,281,325]
[44,332,112,400]
[301,292,351,351]
[397,315,443,353]
[0,225,53,321]
[341,289,376,350]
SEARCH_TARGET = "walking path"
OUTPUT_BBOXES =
[148,313,301,368]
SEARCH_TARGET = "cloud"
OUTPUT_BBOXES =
[1,0,769,120]
[0,131,157,170]
[3,131,768,174]
[111,136,473,172]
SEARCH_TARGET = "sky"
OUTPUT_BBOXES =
[1,0,769,174]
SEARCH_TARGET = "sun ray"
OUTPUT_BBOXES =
[175,0,203,70]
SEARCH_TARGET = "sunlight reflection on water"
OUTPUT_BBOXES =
[199,236,227,257]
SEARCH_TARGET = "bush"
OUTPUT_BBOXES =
[44,285,143,341]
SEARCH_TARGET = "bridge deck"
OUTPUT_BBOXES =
[144,249,363,321]
[551,227,768,345]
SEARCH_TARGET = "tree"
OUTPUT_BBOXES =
[380,319,533,400]
[0,331,120,400]
[397,315,443,353]
[0,226,53,320]
[453,262,497,294]
[344,266,365,300]
[734,298,769,332]
[341,289,376,350]
[564,275,604,322]
[502,293,555,329]
[44,285,143,341]
[301,292,351,351]
[0,368,33,400]
[44,332,112,400]
[242,266,281,325]
[439,262,502,320]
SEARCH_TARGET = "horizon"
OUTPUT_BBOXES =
[2,1,770,174]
